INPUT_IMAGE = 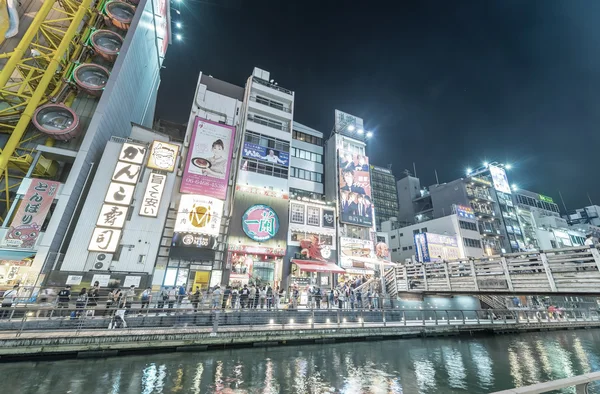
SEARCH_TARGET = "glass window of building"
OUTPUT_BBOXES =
[307,207,320,226]
[291,204,305,224]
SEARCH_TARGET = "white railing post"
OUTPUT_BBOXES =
[590,247,600,272]
[403,266,409,291]
[500,257,515,291]
[443,262,452,291]
[540,253,558,292]
[421,264,429,291]
[469,259,480,291]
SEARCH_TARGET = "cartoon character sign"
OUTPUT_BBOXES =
[375,242,390,260]
[5,224,41,249]
[147,141,179,172]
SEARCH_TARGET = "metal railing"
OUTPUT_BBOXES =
[0,294,598,337]
[252,77,293,95]
[249,96,292,113]
[390,245,600,294]
[247,114,288,131]
[491,371,600,393]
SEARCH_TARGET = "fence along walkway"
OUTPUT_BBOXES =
[387,245,600,295]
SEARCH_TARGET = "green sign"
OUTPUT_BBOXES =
[539,194,554,203]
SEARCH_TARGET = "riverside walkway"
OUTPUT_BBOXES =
[1,304,599,361]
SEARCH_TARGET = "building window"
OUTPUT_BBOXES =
[421,227,427,233]
[459,220,478,231]
[291,148,322,163]
[392,248,398,252]
[413,229,420,235]
[391,235,396,239]
[290,203,305,224]
[320,234,333,246]
[241,158,288,179]
[248,114,286,131]
[245,131,290,152]
[402,247,408,251]
[307,207,320,226]
[290,167,322,183]
[463,238,482,248]
[292,130,323,146]
[408,245,413,250]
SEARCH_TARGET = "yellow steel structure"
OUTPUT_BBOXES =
[0,0,98,223]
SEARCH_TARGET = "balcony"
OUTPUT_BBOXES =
[252,77,293,96]
[248,96,293,122]
[247,114,288,132]
[466,190,494,201]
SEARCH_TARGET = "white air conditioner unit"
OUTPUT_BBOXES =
[92,253,113,270]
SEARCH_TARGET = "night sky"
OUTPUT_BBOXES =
[156,0,600,210]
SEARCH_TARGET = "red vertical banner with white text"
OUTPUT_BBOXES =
[3,179,60,249]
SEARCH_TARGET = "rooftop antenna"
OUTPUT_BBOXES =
[434,169,440,185]
[587,193,594,206]
[413,162,417,178]
[558,190,568,212]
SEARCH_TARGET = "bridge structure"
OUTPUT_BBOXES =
[385,245,600,296]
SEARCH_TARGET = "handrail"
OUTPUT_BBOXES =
[251,77,293,95]
[249,96,291,113]
[490,371,600,393]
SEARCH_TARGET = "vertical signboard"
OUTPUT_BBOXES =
[3,179,60,249]
[180,117,236,200]
[139,173,167,217]
[338,151,373,227]
[88,142,147,253]
[489,165,511,195]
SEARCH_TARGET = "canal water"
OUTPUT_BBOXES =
[3,330,600,393]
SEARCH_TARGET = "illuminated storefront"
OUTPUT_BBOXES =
[227,186,289,287]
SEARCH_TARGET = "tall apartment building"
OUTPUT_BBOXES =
[370,165,399,231]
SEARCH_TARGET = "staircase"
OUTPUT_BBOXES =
[384,267,398,298]
[476,294,509,310]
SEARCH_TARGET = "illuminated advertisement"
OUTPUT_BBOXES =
[455,205,476,220]
[180,117,236,200]
[242,142,289,167]
[338,151,373,227]
[3,179,60,249]
[242,204,280,242]
[340,237,374,269]
[174,195,224,236]
[146,141,179,172]
[171,232,217,249]
[489,165,511,195]
[414,233,461,263]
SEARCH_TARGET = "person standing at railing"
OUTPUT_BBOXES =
[190,287,201,312]
[75,288,88,318]
[125,285,136,310]
[249,285,256,309]
[87,282,100,317]
[259,286,266,309]
[167,287,176,310]
[266,284,273,310]
[57,285,71,317]
[231,287,239,309]
[222,286,232,310]
[240,285,249,308]
[314,287,321,309]
[356,289,362,309]
[1,284,19,319]
[212,286,222,310]
[140,287,152,310]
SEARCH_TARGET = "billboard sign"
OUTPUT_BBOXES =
[88,228,122,253]
[3,179,60,249]
[242,204,280,242]
[96,204,128,228]
[339,237,374,268]
[414,233,461,263]
[539,194,554,203]
[338,151,372,227]
[174,195,223,236]
[147,141,179,172]
[455,205,476,220]
[180,117,236,200]
[242,142,289,167]
[489,165,511,195]
[335,110,364,134]
[171,232,217,249]
[322,210,335,228]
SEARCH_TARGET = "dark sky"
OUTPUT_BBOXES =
[156,0,600,211]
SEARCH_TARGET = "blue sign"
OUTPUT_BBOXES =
[242,204,280,242]
[242,142,289,167]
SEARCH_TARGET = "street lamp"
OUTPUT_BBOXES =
[347,125,355,132]
[366,131,373,138]
[357,128,364,134]
[176,22,182,28]
[175,34,182,40]
[466,168,472,175]
[505,164,512,170]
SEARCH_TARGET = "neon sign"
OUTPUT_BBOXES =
[242,204,280,242]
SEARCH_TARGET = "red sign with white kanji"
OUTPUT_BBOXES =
[4,179,60,249]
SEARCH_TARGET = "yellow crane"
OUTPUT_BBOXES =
[0,0,103,223]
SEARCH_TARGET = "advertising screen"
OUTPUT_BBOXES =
[414,233,461,263]
[338,151,372,227]
[242,142,289,167]
[489,165,511,195]
[174,195,224,236]
[180,117,236,200]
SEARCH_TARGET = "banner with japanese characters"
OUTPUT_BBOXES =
[139,173,167,217]
[3,179,60,249]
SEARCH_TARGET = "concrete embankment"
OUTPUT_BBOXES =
[1,320,598,362]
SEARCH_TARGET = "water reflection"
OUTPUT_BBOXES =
[3,330,600,393]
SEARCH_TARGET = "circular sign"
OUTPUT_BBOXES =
[242,204,280,242]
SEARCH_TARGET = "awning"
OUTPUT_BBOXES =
[343,255,397,267]
[291,259,346,274]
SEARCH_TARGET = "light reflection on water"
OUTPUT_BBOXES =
[3,330,600,393]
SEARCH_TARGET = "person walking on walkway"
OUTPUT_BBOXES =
[253,285,260,309]
[222,286,231,309]
[75,288,88,318]
[177,285,186,306]
[240,285,249,308]
[249,285,256,309]
[231,287,239,309]
[212,286,222,310]
[259,287,266,309]
[140,287,152,311]
[266,284,273,310]
[167,287,176,310]
[87,282,100,317]
[125,285,136,310]
[315,287,321,309]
